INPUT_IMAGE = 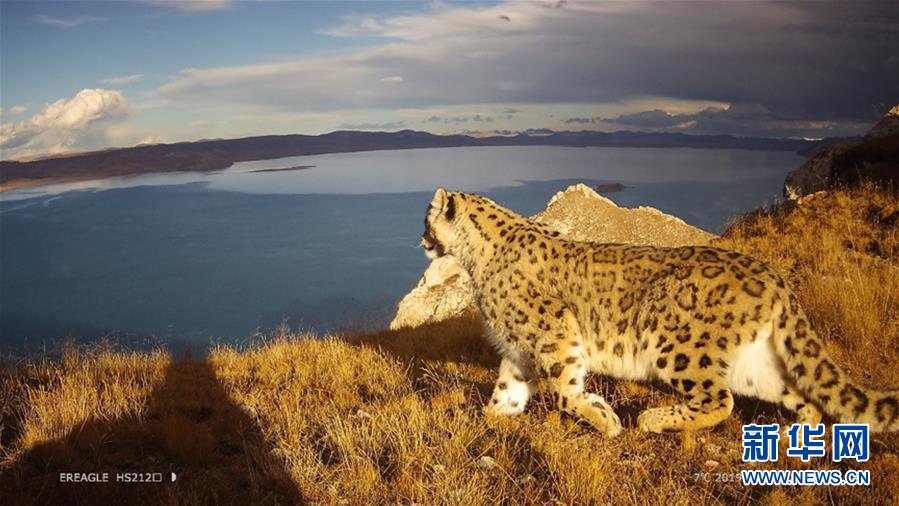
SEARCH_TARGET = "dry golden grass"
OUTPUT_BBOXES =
[717,185,899,390]
[1,186,898,504]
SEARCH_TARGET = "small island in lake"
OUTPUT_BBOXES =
[248,165,316,173]
[594,183,627,193]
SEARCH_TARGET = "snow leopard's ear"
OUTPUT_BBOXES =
[431,187,455,220]
[431,187,448,211]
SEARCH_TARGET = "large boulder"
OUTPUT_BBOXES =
[390,184,716,329]
[532,183,716,245]
[390,255,475,330]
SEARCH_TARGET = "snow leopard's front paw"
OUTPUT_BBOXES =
[483,380,530,416]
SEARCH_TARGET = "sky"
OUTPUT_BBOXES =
[1,0,897,161]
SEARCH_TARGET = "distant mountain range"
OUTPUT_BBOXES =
[0,129,815,190]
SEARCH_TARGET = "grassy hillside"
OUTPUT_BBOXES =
[1,185,898,504]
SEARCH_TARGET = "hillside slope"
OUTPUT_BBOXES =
[1,185,897,504]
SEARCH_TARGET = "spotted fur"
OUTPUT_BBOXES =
[421,188,899,434]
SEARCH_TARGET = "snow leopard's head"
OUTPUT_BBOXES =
[421,187,457,259]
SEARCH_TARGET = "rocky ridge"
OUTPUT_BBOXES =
[784,104,898,201]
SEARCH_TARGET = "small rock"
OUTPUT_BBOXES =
[240,404,258,419]
[704,459,720,468]
[706,443,725,455]
[477,456,498,470]
[355,409,372,419]
[797,190,827,205]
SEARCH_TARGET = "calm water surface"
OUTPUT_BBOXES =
[0,146,800,353]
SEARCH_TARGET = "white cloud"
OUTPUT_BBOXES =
[322,3,541,41]
[103,123,138,145]
[34,14,105,28]
[1,89,130,159]
[0,106,27,118]
[99,74,144,85]
[139,1,234,13]
[379,76,404,83]
[137,136,159,145]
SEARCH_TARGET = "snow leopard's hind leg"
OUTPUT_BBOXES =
[533,302,622,436]
[637,316,736,433]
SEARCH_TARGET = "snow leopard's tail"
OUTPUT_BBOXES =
[772,293,899,432]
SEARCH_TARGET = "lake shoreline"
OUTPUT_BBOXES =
[0,129,814,193]
[0,175,99,193]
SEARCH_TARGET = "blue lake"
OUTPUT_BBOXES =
[0,146,801,353]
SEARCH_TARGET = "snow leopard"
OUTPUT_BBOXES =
[420,188,898,436]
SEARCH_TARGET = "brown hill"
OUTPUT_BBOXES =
[2,130,813,191]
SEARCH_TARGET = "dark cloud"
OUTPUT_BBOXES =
[419,114,497,124]
[600,110,682,128]
[599,104,872,138]
[564,117,598,124]
[158,2,899,136]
